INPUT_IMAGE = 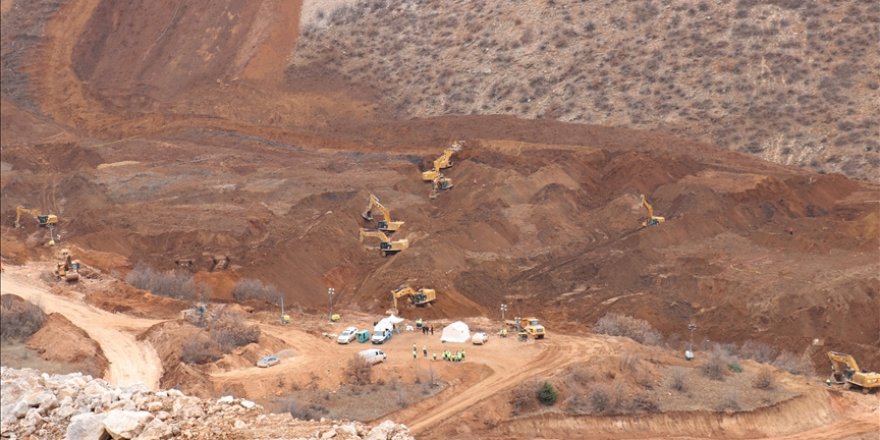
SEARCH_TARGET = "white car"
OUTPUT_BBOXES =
[471,332,489,345]
[358,349,387,365]
[337,327,358,344]
[257,355,280,368]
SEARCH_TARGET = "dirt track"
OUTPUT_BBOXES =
[0,271,163,389]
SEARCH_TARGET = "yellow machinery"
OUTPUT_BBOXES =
[827,351,880,393]
[640,194,666,227]
[387,285,437,314]
[505,317,546,339]
[358,228,409,256]
[421,142,462,181]
[429,174,454,199]
[53,249,80,282]
[15,206,59,246]
[361,194,404,233]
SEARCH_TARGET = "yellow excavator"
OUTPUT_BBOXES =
[361,194,405,233]
[640,194,666,227]
[358,228,409,256]
[387,285,437,315]
[826,351,880,393]
[429,174,454,199]
[54,249,80,282]
[15,206,59,245]
[14,206,58,229]
[421,143,459,181]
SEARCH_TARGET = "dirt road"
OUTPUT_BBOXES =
[0,272,163,390]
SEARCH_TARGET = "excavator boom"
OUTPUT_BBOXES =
[639,195,666,227]
[827,351,880,392]
[361,194,404,232]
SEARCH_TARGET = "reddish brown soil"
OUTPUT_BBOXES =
[27,312,109,378]
[1,0,878,418]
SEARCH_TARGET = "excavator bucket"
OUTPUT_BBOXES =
[361,209,374,222]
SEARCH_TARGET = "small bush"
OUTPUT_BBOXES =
[740,341,778,363]
[537,381,558,406]
[727,361,743,373]
[593,313,662,345]
[127,264,196,300]
[0,295,47,341]
[210,309,260,352]
[180,336,222,364]
[702,353,726,381]
[589,386,609,413]
[630,394,660,413]
[715,391,741,412]
[345,354,372,386]
[232,278,282,305]
[669,367,689,392]
[773,351,813,376]
[753,368,775,390]
[285,398,329,421]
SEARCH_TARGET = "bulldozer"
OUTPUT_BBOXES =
[361,194,405,233]
[359,228,409,256]
[640,194,666,227]
[826,351,880,393]
[387,285,437,315]
[505,317,546,339]
[54,249,80,282]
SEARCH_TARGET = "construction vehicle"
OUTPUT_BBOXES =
[826,351,880,393]
[359,228,409,256]
[429,174,454,199]
[53,249,80,282]
[361,194,404,233]
[421,142,461,182]
[505,317,546,339]
[387,285,437,314]
[14,206,58,229]
[640,194,666,227]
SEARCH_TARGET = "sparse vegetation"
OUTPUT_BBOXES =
[345,355,373,386]
[0,295,47,342]
[232,278,282,305]
[715,391,741,412]
[180,336,222,364]
[593,313,662,346]
[209,309,260,352]
[701,352,726,381]
[753,368,775,390]
[126,263,198,300]
[669,367,689,393]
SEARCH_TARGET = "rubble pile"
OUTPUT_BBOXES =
[0,367,413,440]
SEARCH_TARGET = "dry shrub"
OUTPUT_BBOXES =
[284,398,329,421]
[180,336,222,364]
[0,294,47,341]
[740,340,778,363]
[773,351,813,376]
[209,308,260,353]
[126,263,196,300]
[593,313,662,345]
[753,368,775,390]
[669,367,689,392]
[630,394,660,413]
[715,391,741,412]
[588,382,625,415]
[232,278,282,305]
[345,354,373,386]
[702,352,726,381]
[510,381,538,416]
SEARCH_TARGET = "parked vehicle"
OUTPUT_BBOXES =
[337,327,359,344]
[257,355,280,368]
[371,330,391,344]
[358,349,387,365]
[471,332,489,345]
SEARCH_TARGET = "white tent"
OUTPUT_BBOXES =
[440,321,470,343]
[374,315,404,334]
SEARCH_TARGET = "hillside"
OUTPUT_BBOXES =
[291,0,880,180]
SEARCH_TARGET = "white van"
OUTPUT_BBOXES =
[358,349,387,365]
[471,332,489,345]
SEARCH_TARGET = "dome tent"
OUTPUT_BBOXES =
[440,321,470,343]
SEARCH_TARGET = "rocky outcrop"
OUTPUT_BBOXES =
[0,367,413,440]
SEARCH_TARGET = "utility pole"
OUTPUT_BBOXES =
[500,303,508,322]
[328,287,335,322]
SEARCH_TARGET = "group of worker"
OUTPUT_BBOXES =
[411,344,465,362]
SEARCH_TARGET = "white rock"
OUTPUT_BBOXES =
[102,410,153,439]
[167,389,184,398]
[133,418,168,440]
[337,424,358,436]
[240,400,256,410]
[67,413,108,440]
[12,400,30,419]
[154,391,167,398]
[233,419,247,429]
[145,401,163,412]
[217,395,234,404]
[321,429,337,439]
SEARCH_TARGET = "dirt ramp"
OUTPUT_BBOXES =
[27,313,109,378]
